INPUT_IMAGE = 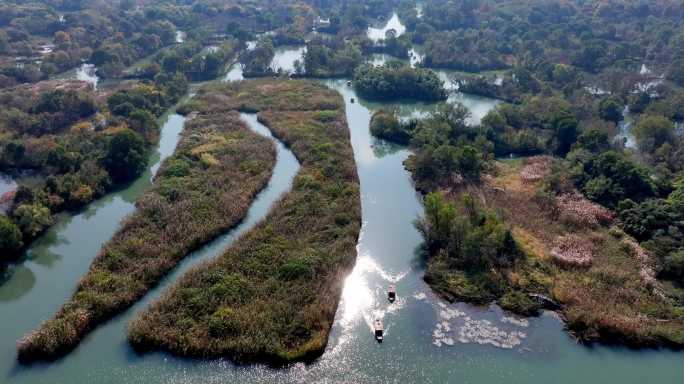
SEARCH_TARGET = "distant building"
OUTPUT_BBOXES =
[315,18,331,29]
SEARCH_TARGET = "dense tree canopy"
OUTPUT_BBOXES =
[103,129,148,184]
[353,62,446,101]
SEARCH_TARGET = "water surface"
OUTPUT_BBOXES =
[270,46,306,73]
[53,63,99,89]
[616,105,637,149]
[367,13,407,42]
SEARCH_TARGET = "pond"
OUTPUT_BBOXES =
[53,63,99,89]
[270,45,306,73]
[367,13,407,42]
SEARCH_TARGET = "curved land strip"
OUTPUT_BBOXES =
[127,80,361,364]
[17,103,277,362]
[421,159,684,348]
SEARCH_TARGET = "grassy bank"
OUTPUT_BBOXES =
[127,80,361,363]
[420,158,684,347]
[16,100,277,362]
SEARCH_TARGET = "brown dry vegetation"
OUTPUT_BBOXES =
[17,99,277,362]
[127,80,361,364]
[445,157,684,347]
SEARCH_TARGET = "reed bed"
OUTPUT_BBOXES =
[127,80,361,363]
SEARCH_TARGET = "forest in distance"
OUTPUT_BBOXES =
[0,0,683,382]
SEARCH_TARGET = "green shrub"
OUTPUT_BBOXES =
[498,291,541,316]
[103,129,148,183]
[0,215,23,257]
[13,203,53,238]
[163,157,192,178]
[416,192,521,271]
[369,109,412,145]
[663,251,684,281]
[278,259,313,281]
[208,307,240,337]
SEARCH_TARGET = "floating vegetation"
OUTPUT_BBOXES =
[501,315,530,327]
[431,302,527,349]
[413,292,427,301]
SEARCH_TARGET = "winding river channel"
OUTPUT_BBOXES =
[1,19,682,384]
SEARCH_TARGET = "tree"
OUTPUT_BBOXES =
[203,54,221,78]
[454,144,484,180]
[552,64,579,86]
[53,31,70,47]
[574,151,656,208]
[103,129,148,183]
[552,114,578,156]
[0,215,22,257]
[369,109,411,144]
[0,30,9,54]
[353,63,447,101]
[240,39,275,75]
[13,203,53,238]
[416,192,521,271]
[303,44,329,75]
[633,115,674,154]
[144,21,176,46]
[573,42,607,72]
[598,96,623,123]
[663,251,684,281]
[128,109,159,143]
[577,126,611,153]
[667,60,684,87]
[418,192,457,250]
[161,51,184,73]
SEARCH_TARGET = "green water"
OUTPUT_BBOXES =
[1,49,682,383]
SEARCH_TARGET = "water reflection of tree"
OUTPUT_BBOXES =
[0,265,36,302]
[29,246,64,268]
[22,221,71,268]
[371,137,404,158]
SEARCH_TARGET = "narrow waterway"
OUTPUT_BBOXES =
[617,105,637,149]
[1,39,682,383]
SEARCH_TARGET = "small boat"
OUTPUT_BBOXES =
[374,319,384,342]
[388,284,396,302]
